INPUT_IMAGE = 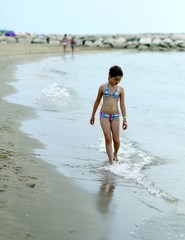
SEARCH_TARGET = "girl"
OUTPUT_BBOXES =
[61,34,68,55]
[90,65,127,165]
[70,36,77,56]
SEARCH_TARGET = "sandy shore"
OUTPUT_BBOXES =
[0,43,106,57]
[0,45,102,239]
[0,44,157,240]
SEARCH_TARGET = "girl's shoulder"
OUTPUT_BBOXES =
[118,85,125,96]
[118,85,124,91]
[99,83,107,90]
[100,82,108,88]
[102,82,108,86]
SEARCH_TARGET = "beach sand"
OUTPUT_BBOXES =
[0,44,157,240]
[0,44,104,239]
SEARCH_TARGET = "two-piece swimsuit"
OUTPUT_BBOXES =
[62,38,67,46]
[100,84,120,122]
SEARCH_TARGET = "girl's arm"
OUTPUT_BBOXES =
[119,87,128,130]
[90,86,103,125]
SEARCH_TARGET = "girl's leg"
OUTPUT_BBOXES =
[100,118,114,164]
[111,118,120,161]
[63,46,67,55]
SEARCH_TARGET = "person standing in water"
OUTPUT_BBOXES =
[70,36,77,56]
[90,65,128,165]
[61,34,68,55]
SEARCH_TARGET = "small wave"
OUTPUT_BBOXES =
[41,66,67,76]
[35,83,74,111]
[98,138,177,201]
[130,214,185,240]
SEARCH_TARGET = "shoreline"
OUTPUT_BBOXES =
[0,45,159,239]
[0,47,105,239]
[0,43,110,57]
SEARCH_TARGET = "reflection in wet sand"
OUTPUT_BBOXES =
[97,173,116,214]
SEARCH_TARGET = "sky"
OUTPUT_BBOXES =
[1,0,185,35]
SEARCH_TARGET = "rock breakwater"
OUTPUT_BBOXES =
[1,33,185,51]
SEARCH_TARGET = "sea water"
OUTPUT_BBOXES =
[6,50,185,239]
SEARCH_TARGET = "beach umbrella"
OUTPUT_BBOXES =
[5,31,16,37]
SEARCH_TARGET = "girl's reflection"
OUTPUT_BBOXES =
[97,174,116,214]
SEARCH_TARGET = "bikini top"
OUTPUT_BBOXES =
[103,84,119,99]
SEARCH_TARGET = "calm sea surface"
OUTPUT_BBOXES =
[6,50,185,239]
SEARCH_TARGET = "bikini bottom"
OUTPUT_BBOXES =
[100,112,120,122]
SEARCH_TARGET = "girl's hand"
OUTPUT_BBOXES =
[90,116,95,125]
[122,121,128,130]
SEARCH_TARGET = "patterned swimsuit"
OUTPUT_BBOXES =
[100,84,120,122]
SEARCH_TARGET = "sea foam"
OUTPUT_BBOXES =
[35,83,73,111]
[98,138,176,201]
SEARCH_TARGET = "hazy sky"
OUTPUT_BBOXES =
[1,0,185,35]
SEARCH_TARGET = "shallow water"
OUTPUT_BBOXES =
[6,50,185,239]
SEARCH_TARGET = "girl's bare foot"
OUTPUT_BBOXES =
[113,156,118,162]
[109,160,114,165]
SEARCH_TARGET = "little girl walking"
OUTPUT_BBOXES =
[90,65,128,165]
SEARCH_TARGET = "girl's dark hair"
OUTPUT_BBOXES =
[109,65,123,77]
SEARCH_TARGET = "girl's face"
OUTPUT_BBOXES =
[109,75,122,85]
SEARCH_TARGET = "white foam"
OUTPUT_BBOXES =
[35,83,73,111]
[98,138,176,201]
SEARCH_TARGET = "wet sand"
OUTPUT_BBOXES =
[0,45,105,239]
[0,44,158,240]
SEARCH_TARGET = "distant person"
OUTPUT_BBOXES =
[90,65,127,165]
[61,34,68,55]
[70,36,77,56]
